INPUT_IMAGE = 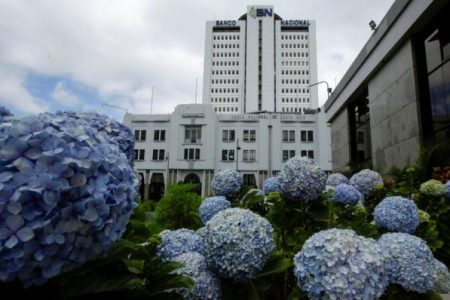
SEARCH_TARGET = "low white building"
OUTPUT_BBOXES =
[123,104,331,199]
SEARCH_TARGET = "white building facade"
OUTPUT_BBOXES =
[124,5,331,199]
[124,104,331,199]
[202,5,318,114]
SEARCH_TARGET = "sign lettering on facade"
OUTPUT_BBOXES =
[281,20,310,26]
[248,7,273,18]
[215,20,237,26]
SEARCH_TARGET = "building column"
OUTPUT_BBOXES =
[144,170,150,200]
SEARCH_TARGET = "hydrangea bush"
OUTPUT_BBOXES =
[432,259,450,294]
[349,169,383,197]
[420,179,446,197]
[326,173,349,187]
[156,229,205,261]
[293,228,388,300]
[0,106,13,118]
[331,183,363,205]
[378,233,437,293]
[211,169,242,198]
[262,177,281,195]
[374,196,420,233]
[0,112,138,286]
[198,196,231,224]
[279,156,326,201]
[203,208,274,279]
[172,252,221,300]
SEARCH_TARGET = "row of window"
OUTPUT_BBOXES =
[222,129,256,142]
[213,44,239,49]
[282,150,314,161]
[213,35,240,40]
[281,107,310,113]
[212,52,240,58]
[134,148,314,163]
[281,61,309,66]
[211,97,239,103]
[282,98,310,103]
[281,34,308,40]
[211,70,239,75]
[282,130,314,142]
[282,79,309,84]
[281,88,310,94]
[211,61,239,67]
[135,129,166,142]
[283,70,310,76]
[281,43,308,49]
[281,52,309,58]
[211,88,239,94]
[211,79,239,84]
[214,106,239,112]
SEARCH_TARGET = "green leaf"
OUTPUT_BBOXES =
[256,253,291,278]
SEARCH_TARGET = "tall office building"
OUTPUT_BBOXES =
[202,5,318,114]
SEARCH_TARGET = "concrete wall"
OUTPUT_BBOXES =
[368,40,421,172]
[330,109,350,171]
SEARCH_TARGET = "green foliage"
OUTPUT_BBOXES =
[149,183,202,233]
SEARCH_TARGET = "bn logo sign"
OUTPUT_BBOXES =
[248,7,273,18]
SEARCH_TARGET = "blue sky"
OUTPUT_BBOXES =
[0,0,394,121]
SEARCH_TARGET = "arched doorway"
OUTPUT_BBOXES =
[184,173,202,195]
[149,173,165,201]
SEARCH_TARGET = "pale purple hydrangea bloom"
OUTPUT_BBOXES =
[326,173,349,187]
[374,196,419,233]
[294,228,388,300]
[211,169,242,198]
[172,252,221,300]
[262,177,281,195]
[156,229,205,261]
[199,196,231,224]
[349,169,383,197]
[378,233,437,293]
[203,208,274,279]
[279,156,326,201]
[331,183,363,205]
[0,112,138,286]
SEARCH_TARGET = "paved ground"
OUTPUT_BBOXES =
[442,294,450,300]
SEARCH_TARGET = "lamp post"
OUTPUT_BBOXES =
[308,81,332,98]
[101,102,128,113]
[236,138,241,171]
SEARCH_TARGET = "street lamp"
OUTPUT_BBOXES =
[236,138,241,171]
[101,102,128,113]
[308,81,332,98]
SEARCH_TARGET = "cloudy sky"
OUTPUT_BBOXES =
[0,0,393,120]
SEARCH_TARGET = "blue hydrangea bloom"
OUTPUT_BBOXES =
[196,227,207,240]
[172,252,221,300]
[378,233,437,293]
[0,106,13,118]
[279,156,326,201]
[446,180,450,199]
[349,169,383,197]
[326,173,349,187]
[211,169,242,198]
[433,259,450,294]
[332,183,363,205]
[199,196,231,224]
[293,228,388,300]
[420,179,446,197]
[55,111,135,166]
[0,112,138,286]
[374,196,419,233]
[156,229,205,261]
[203,208,274,279]
[262,177,281,195]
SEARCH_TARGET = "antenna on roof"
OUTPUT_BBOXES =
[151,86,154,114]
[195,78,198,104]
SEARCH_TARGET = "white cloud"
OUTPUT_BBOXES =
[0,0,394,115]
[52,82,80,106]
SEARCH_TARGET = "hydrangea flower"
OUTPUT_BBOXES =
[349,169,383,197]
[56,111,135,165]
[211,169,242,198]
[262,177,281,195]
[279,156,326,201]
[420,179,446,197]
[446,180,450,199]
[172,252,221,300]
[0,106,13,118]
[374,196,419,233]
[199,196,231,224]
[432,259,450,294]
[326,173,349,187]
[378,233,437,293]
[331,183,363,205]
[293,228,388,300]
[156,229,205,261]
[0,112,138,286]
[203,208,274,279]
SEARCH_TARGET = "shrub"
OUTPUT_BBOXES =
[420,179,446,197]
